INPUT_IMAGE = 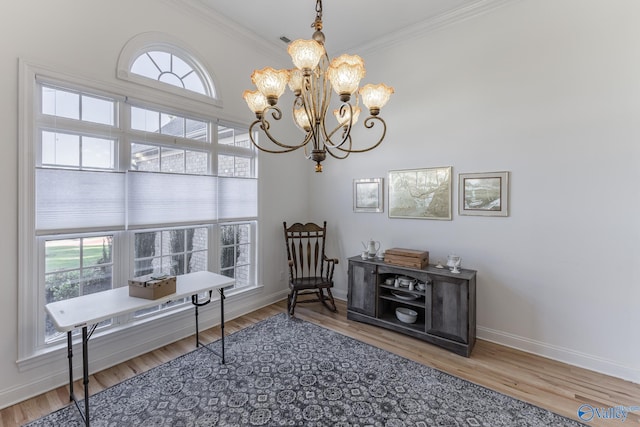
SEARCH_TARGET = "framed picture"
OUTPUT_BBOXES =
[388,167,452,220]
[353,178,384,213]
[458,171,509,216]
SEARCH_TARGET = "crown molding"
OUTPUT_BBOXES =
[160,0,290,64]
[343,0,521,56]
[163,0,519,60]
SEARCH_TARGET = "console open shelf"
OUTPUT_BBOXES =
[347,256,476,357]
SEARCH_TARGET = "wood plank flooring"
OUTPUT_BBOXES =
[2,299,638,426]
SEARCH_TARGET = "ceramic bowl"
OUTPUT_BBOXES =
[385,278,395,285]
[397,276,417,287]
[395,307,418,324]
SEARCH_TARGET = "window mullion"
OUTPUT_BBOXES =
[119,100,130,172]
[23,53,257,360]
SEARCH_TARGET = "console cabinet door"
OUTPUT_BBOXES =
[425,276,468,344]
[348,261,377,317]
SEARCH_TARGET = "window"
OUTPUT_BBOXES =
[131,51,207,96]
[116,32,221,107]
[220,223,255,288]
[134,227,208,277]
[44,235,114,342]
[133,226,209,317]
[218,125,255,177]
[130,105,209,174]
[19,43,257,360]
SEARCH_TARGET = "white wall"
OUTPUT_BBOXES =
[312,0,639,382]
[0,0,637,410]
[0,0,308,408]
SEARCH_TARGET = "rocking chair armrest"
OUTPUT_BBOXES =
[323,256,339,281]
[286,260,294,280]
[323,256,339,265]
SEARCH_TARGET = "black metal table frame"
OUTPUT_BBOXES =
[65,288,226,426]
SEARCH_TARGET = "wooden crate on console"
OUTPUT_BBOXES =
[384,248,429,269]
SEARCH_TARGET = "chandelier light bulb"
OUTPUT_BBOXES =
[328,54,365,101]
[294,107,312,132]
[330,54,365,76]
[328,65,363,101]
[287,68,304,96]
[359,83,395,115]
[250,67,290,105]
[242,90,269,117]
[288,39,325,71]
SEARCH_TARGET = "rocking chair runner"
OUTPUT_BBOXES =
[283,221,338,316]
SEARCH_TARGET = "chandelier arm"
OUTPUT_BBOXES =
[317,55,334,149]
[248,120,299,154]
[322,103,354,149]
[250,106,313,153]
[304,98,321,151]
[324,135,353,159]
[311,62,329,152]
[334,116,388,153]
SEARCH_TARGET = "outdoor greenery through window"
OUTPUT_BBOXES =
[44,235,114,342]
[27,51,258,353]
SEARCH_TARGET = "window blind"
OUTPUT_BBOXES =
[127,171,218,228]
[218,177,258,220]
[35,168,126,234]
[36,170,257,233]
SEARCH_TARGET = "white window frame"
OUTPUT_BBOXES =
[18,56,257,364]
[116,32,222,108]
[39,231,126,344]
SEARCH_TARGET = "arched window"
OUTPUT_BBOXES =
[131,50,207,95]
[117,32,221,107]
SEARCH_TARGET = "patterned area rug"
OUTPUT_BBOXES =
[26,313,585,426]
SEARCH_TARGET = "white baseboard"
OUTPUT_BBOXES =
[6,291,635,411]
[333,288,347,301]
[477,326,639,384]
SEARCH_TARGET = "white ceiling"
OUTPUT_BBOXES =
[191,0,505,54]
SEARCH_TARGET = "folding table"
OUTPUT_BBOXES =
[45,270,234,426]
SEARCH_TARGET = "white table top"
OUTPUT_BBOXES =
[45,271,234,331]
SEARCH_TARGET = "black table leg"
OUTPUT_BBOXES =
[82,326,90,427]
[191,288,226,364]
[219,287,225,364]
[67,331,74,402]
[195,303,200,348]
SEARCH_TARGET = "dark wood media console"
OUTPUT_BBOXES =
[347,256,476,357]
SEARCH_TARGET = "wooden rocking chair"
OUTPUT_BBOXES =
[283,221,338,316]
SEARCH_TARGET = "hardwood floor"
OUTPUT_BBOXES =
[2,299,638,426]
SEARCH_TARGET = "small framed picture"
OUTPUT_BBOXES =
[459,171,509,216]
[353,178,383,213]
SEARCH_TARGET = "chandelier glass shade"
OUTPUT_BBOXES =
[242,0,394,172]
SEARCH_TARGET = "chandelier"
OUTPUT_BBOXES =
[242,0,394,172]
